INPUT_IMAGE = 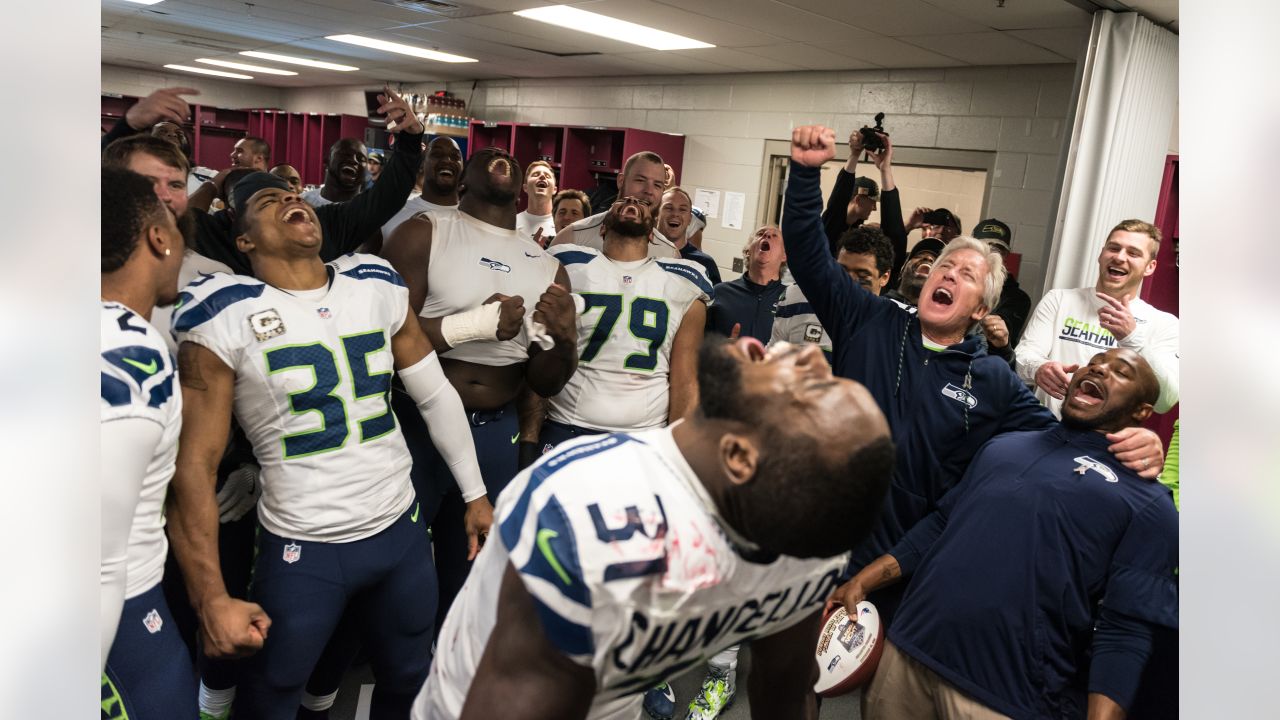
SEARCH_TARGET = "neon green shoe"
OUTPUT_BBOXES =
[685,667,736,720]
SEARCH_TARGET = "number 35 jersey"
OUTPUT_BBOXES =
[546,245,713,432]
[173,254,415,543]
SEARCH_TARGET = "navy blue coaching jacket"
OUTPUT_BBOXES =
[781,162,1058,615]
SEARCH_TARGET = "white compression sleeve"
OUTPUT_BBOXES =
[398,352,487,502]
[100,417,162,670]
[439,302,502,348]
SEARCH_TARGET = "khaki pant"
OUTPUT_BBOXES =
[862,641,1012,720]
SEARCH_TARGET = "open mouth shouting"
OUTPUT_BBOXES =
[1104,263,1129,282]
[930,287,954,306]
[1070,377,1107,407]
[281,204,314,227]
[487,156,512,178]
[435,166,458,183]
[914,260,934,278]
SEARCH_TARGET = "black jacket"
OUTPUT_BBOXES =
[821,168,908,287]
[705,275,786,344]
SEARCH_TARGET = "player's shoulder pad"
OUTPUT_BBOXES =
[101,303,174,411]
[329,252,406,288]
[171,271,265,335]
[655,257,715,301]
[547,243,600,267]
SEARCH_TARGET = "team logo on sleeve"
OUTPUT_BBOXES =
[249,309,287,342]
[282,542,302,564]
[1072,456,1118,483]
[142,609,163,634]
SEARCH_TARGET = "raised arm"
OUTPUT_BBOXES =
[782,125,876,344]
[390,306,493,560]
[820,130,864,256]
[869,132,907,279]
[746,611,824,720]
[460,564,596,720]
[168,342,271,658]
[315,87,424,259]
[668,299,706,423]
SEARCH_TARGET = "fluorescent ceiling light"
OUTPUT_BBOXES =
[164,64,253,80]
[240,50,359,72]
[123,0,165,5]
[197,58,297,76]
[513,5,714,51]
[325,34,478,63]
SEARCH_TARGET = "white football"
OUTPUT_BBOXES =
[813,601,885,697]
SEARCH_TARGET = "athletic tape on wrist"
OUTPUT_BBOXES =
[440,303,502,347]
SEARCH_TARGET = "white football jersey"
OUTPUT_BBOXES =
[546,245,712,432]
[101,301,182,597]
[150,250,235,356]
[382,194,457,241]
[414,428,847,720]
[563,211,680,259]
[172,254,415,542]
[769,284,832,357]
[418,210,562,366]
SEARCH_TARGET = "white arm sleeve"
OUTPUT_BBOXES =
[1014,290,1062,385]
[398,352,487,502]
[100,417,162,670]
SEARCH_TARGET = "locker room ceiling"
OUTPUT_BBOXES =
[101,0,1177,88]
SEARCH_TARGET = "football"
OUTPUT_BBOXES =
[813,601,885,697]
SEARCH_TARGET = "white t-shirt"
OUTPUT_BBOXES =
[172,254,416,542]
[100,301,183,597]
[413,427,847,720]
[382,194,457,240]
[1015,286,1180,417]
[563,211,679,259]
[418,210,562,367]
[546,245,712,432]
[516,210,556,245]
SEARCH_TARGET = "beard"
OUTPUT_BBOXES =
[603,210,652,239]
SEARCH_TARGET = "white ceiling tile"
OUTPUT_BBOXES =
[743,43,882,71]
[776,0,990,36]
[666,47,809,73]
[820,37,967,68]
[903,0,1092,31]
[667,0,877,44]
[573,0,785,48]
[1007,27,1091,60]
[899,31,1073,65]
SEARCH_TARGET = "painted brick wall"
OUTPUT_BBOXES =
[449,64,1077,301]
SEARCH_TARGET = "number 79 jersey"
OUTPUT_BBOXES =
[547,245,713,432]
[172,254,415,543]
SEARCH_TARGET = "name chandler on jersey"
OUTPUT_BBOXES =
[608,567,842,687]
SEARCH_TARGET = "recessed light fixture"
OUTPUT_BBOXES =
[513,5,714,51]
[164,64,253,80]
[240,50,359,72]
[196,58,298,76]
[325,34,478,63]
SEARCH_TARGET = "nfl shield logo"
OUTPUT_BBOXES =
[317,307,332,319]
[142,609,163,634]
[623,275,633,284]
[282,542,302,564]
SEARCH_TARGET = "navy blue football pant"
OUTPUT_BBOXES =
[391,388,518,630]
[538,419,605,454]
[232,501,436,720]
[102,582,198,719]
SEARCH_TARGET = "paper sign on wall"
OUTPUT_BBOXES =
[721,191,745,231]
[693,188,720,219]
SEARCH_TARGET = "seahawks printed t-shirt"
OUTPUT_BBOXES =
[414,427,846,720]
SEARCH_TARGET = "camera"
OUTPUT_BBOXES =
[858,112,887,153]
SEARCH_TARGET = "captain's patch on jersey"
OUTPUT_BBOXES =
[249,309,286,342]
[804,323,823,342]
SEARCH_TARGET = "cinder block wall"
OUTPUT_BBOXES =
[451,64,1076,299]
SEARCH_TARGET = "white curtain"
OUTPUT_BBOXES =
[1044,11,1178,293]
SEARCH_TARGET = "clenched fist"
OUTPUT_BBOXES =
[533,283,577,345]
[484,293,526,340]
[791,125,837,168]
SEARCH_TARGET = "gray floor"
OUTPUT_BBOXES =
[329,643,863,719]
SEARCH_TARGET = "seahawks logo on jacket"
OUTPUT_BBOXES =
[940,383,978,409]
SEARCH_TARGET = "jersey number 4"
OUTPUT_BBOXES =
[264,330,395,459]
[579,293,669,372]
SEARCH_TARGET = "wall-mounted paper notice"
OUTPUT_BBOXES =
[693,188,720,218]
[721,191,745,230]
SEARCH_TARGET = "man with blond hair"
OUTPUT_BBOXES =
[1016,219,1179,418]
